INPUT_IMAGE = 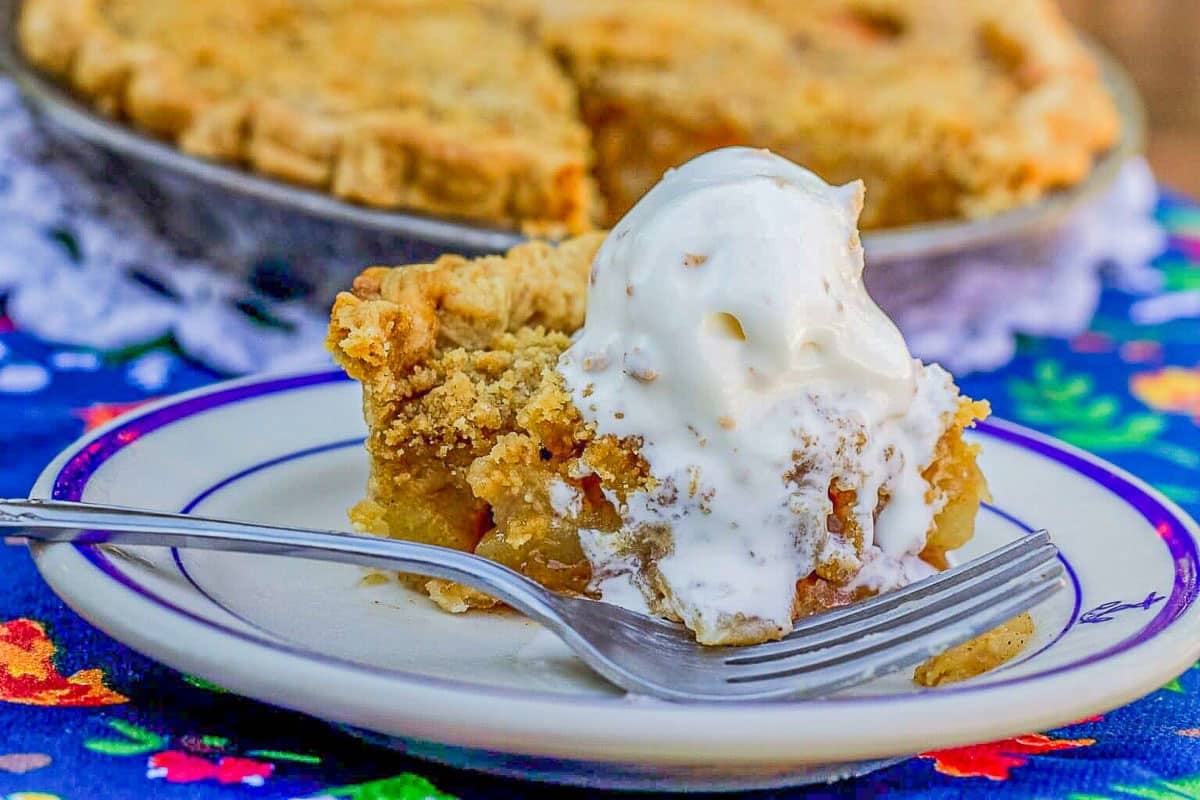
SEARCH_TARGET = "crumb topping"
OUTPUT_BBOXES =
[329,230,989,645]
[21,0,1117,232]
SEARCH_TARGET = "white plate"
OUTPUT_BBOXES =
[28,369,1200,791]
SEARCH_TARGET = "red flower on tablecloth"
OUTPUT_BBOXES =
[85,719,319,788]
[0,619,127,706]
[1070,331,1115,354]
[1132,366,1200,422]
[1121,339,1165,365]
[147,751,274,786]
[73,400,155,431]
[919,733,1095,780]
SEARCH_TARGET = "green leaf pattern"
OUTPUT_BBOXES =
[1008,359,1200,464]
[83,719,168,756]
[312,774,460,800]
[1071,773,1200,800]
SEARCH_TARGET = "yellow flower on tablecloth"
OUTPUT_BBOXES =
[1131,366,1200,422]
[0,619,127,706]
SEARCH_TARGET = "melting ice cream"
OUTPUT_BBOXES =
[558,147,961,644]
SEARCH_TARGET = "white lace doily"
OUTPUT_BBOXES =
[0,79,1166,376]
[865,158,1165,373]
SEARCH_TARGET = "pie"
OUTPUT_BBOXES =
[325,234,988,632]
[325,232,1031,680]
[324,140,1039,680]
[20,0,1118,233]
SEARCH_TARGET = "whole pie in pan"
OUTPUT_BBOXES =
[20,0,1118,233]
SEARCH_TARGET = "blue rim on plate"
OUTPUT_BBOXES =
[153,435,1084,680]
[42,368,1200,706]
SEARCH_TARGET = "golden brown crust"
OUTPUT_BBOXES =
[19,0,1117,233]
[327,233,603,377]
[329,234,994,648]
[20,0,595,233]
[330,234,609,607]
[545,0,1120,228]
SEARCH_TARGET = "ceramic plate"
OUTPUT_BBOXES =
[27,369,1200,791]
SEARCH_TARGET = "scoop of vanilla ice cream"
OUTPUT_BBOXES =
[558,147,960,644]
[573,147,915,423]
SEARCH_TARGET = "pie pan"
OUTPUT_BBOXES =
[0,0,1143,276]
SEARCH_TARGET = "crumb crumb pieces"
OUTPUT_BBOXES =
[623,350,658,383]
[626,366,658,383]
[359,572,392,587]
[682,253,709,268]
[582,354,609,372]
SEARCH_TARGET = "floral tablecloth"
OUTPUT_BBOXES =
[3,173,1200,798]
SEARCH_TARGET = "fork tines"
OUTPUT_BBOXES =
[721,531,1063,696]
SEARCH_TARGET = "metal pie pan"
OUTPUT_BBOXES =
[0,0,1143,265]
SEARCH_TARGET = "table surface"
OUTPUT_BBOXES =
[1062,0,1200,198]
[2,194,1200,799]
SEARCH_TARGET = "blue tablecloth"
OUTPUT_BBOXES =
[3,195,1200,800]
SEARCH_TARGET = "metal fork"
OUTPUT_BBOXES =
[2,498,1064,702]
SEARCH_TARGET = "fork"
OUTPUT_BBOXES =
[1,498,1064,702]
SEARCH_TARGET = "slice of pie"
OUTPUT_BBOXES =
[328,149,1011,667]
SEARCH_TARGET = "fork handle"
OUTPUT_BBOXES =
[2,498,566,626]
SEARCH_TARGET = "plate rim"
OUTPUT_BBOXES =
[166,440,1085,679]
[27,368,1200,765]
[0,0,1144,263]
